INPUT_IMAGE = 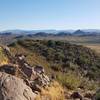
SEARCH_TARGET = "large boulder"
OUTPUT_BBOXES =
[0,72,36,100]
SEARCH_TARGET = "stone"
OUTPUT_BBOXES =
[70,92,83,100]
[34,65,45,74]
[15,54,26,60]
[3,46,10,52]
[0,64,17,75]
[0,72,36,100]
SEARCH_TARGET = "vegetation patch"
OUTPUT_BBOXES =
[9,39,100,90]
[0,47,9,65]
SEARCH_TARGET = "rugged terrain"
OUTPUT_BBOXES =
[9,39,100,80]
[8,39,100,99]
[0,37,100,99]
[0,46,64,100]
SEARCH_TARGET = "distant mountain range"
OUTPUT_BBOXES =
[0,29,100,36]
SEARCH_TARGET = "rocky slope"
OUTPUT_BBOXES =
[10,39,100,79]
[7,39,100,99]
[0,42,100,99]
[0,45,65,100]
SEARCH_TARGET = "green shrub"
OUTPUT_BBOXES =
[57,72,82,90]
[79,78,98,90]
[51,64,61,71]
[47,40,55,47]
[9,39,100,88]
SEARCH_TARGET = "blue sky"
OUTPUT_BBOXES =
[0,0,100,31]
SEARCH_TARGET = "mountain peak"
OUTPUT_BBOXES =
[73,30,86,35]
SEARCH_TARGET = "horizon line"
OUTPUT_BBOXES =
[1,28,100,31]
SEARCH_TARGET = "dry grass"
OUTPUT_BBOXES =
[35,81,64,100]
[0,47,9,65]
[85,44,100,53]
[10,45,52,75]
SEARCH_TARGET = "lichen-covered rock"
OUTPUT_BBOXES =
[0,72,36,100]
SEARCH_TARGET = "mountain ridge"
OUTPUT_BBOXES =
[1,29,100,35]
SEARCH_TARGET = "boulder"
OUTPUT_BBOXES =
[3,46,10,53]
[0,64,17,75]
[70,92,83,100]
[0,72,36,100]
[34,65,45,74]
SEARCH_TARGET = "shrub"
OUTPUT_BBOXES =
[47,40,55,47]
[79,78,98,90]
[51,64,61,71]
[8,42,16,47]
[56,72,82,90]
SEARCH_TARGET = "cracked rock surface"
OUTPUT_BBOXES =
[0,72,36,100]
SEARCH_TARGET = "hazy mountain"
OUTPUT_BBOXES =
[0,29,100,36]
[0,29,57,34]
[73,30,87,35]
[82,29,100,33]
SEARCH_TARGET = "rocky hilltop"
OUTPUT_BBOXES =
[0,45,64,100]
[0,44,99,100]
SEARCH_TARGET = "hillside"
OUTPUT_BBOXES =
[8,39,100,90]
[0,45,65,100]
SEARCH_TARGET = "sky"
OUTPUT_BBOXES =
[0,0,100,31]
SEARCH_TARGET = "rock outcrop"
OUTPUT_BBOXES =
[14,54,50,88]
[70,92,83,100]
[0,72,36,100]
[0,46,52,99]
[1,45,97,100]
